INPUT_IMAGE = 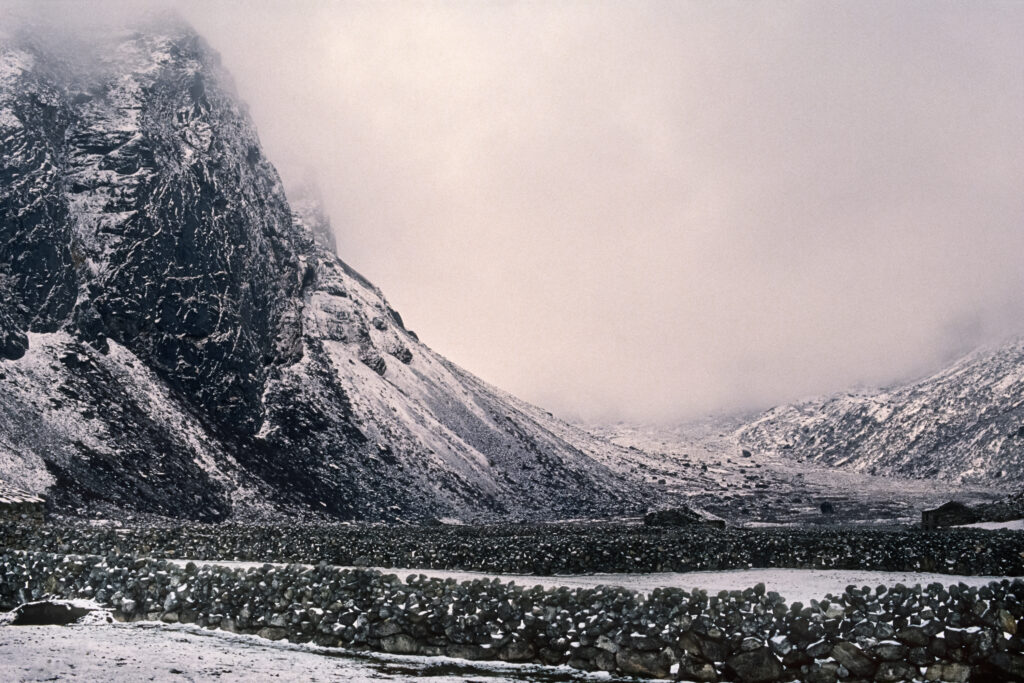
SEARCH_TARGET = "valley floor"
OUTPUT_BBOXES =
[170,558,1011,605]
[591,421,1013,526]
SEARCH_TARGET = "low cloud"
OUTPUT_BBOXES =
[10,0,1024,422]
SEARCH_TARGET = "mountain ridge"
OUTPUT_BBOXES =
[739,337,1024,486]
[0,16,655,521]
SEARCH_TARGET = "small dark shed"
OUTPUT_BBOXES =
[0,479,45,522]
[644,506,726,529]
[922,501,977,530]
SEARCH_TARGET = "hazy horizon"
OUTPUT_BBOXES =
[7,0,1024,424]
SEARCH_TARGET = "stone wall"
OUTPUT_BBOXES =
[3,521,1023,576]
[1,550,1023,682]
[0,502,44,524]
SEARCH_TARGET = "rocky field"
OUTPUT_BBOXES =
[3,519,1023,577]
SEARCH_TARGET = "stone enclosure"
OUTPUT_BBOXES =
[0,482,44,524]
[2,520,1023,576]
[2,549,1023,682]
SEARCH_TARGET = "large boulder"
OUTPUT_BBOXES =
[615,648,673,678]
[725,647,784,682]
[830,641,876,679]
[11,600,92,625]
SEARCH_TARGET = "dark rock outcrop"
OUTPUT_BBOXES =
[0,16,654,521]
[11,599,92,625]
[644,505,724,529]
[0,297,27,361]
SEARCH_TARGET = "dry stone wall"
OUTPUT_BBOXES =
[3,521,1023,577]
[2,549,1023,682]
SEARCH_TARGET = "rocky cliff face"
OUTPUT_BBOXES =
[0,17,653,521]
[739,340,1024,486]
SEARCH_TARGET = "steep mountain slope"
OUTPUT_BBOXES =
[739,340,1024,485]
[0,16,654,521]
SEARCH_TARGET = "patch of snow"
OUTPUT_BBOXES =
[0,106,21,131]
[0,47,33,86]
[0,619,607,682]
[956,519,1024,531]
[169,558,1013,607]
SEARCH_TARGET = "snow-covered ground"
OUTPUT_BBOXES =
[957,519,1024,531]
[0,619,605,682]
[369,567,1009,605]
[170,559,1012,605]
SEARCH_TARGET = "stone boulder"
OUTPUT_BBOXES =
[11,600,93,625]
[615,647,673,678]
[831,641,876,679]
[725,647,784,682]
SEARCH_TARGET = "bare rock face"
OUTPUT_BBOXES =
[0,16,654,522]
[0,298,27,360]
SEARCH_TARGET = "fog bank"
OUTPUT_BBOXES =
[8,0,1024,422]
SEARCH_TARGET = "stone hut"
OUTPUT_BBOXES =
[644,506,727,529]
[921,501,977,530]
[0,480,45,522]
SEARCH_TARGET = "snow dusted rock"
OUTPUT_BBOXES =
[740,339,1024,486]
[829,641,876,679]
[0,15,651,521]
[725,647,783,683]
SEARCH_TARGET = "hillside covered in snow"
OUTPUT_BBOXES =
[739,339,1024,486]
[0,15,655,521]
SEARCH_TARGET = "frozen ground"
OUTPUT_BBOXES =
[958,519,1024,531]
[0,619,609,682]
[169,559,1012,606]
[370,567,1009,605]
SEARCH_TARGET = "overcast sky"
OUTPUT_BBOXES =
[13,1,1024,423]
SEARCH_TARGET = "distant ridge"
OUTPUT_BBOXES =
[740,339,1024,485]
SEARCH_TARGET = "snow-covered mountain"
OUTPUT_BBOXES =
[0,15,655,521]
[739,339,1024,485]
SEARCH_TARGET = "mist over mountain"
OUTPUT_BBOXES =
[0,14,654,521]
[168,0,1024,424]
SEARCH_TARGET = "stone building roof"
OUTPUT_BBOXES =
[0,479,45,505]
